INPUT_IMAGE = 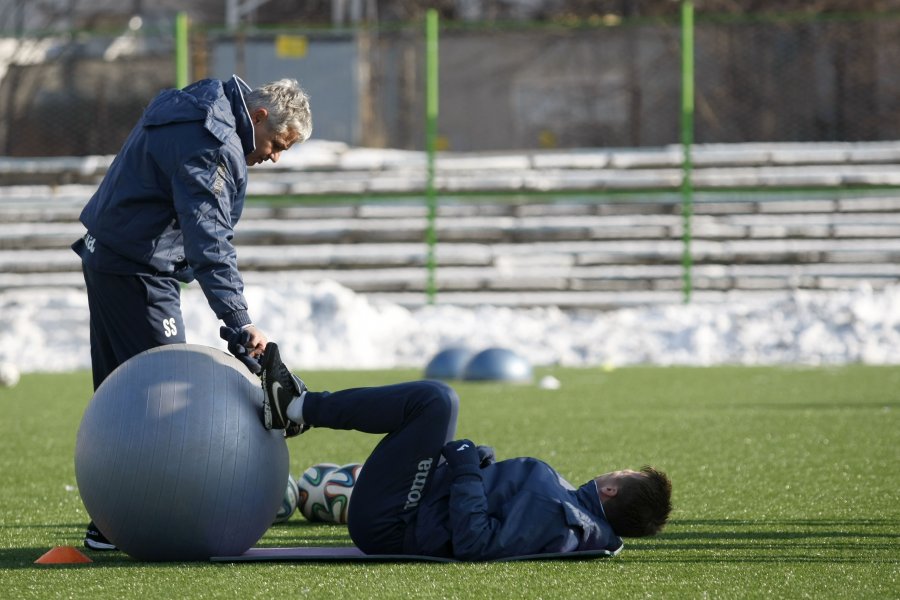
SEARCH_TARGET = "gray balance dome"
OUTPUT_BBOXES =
[75,344,289,561]
[462,347,533,382]
[424,347,473,380]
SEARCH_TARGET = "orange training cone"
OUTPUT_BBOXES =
[34,546,93,564]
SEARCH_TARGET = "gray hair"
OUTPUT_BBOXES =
[245,79,312,142]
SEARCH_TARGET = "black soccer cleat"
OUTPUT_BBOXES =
[260,342,308,431]
[83,521,118,551]
[284,420,309,438]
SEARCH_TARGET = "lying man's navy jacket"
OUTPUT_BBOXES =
[408,457,624,560]
[73,76,256,328]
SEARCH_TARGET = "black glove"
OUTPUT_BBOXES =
[442,439,480,470]
[476,445,496,468]
[219,326,262,375]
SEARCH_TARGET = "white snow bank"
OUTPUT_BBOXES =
[2,280,900,375]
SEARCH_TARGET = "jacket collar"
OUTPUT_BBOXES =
[222,75,255,156]
[574,479,625,553]
[575,480,607,520]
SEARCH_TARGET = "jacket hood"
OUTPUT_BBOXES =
[575,479,624,550]
[141,76,255,155]
[576,480,609,522]
[222,75,255,155]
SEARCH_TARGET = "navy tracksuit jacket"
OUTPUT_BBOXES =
[408,457,623,560]
[72,76,256,386]
[301,380,624,561]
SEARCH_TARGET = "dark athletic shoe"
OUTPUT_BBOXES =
[260,342,308,431]
[284,421,308,438]
[83,521,117,551]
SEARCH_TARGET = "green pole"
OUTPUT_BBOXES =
[425,9,439,304]
[175,12,190,88]
[680,1,695,304]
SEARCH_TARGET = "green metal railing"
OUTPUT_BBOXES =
[417,2,699,305]
[175,12,190,88]
[425,9,440,305]
[680,1,694,304]
[170,6,898,307]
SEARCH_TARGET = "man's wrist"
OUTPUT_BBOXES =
[223,310,251,329]
[449,463,482,480]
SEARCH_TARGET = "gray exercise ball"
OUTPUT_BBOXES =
[424,347,473,380]
[75,344,289,561]
[462,347,533,382]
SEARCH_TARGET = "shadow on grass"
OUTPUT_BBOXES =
[262,519,354,544]
[662,518,898,540]
[625,517,900,564]
[721,402,899,411]
[0,520,359,570]
[625,554,899,564]
[673,518,899,526]
[0,546,249,569]
[5,518,898,569]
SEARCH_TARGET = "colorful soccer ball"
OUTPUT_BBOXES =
[273,474,299,524]
[297,462,363,524]
[297,463,339,523]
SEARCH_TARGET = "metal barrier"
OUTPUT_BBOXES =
[0,10,897,156]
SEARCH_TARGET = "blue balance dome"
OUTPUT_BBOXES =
[462,347,533,382]
[424,347,474,380]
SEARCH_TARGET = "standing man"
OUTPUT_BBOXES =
[73,76,312,550]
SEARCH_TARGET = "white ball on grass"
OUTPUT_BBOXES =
[539,375,561,390]
[0,363,20,388]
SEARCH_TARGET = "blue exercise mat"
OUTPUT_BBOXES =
[210,546,620,563]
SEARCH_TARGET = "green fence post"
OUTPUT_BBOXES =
[425,9,440,305]
[680,1,695,304]
[175,12,190,88]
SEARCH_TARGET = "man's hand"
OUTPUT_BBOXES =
[476,445,496,468]
[442,439,480,470]
[241,324,267,358]
[219,325,265,374]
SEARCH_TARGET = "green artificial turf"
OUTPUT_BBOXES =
[1,366,898,599]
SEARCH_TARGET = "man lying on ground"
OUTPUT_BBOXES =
[257,343,672,561]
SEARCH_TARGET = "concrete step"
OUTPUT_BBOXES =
[3,191,900,225]
[2,266,896,309]
[7,209,900,250]
[3,189,899,304]
[358,288,848,310]
[3,140,900,186]
[5,234,900,276]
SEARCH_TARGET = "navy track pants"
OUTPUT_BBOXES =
[302,380,459,554]
[81,264,186,390]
